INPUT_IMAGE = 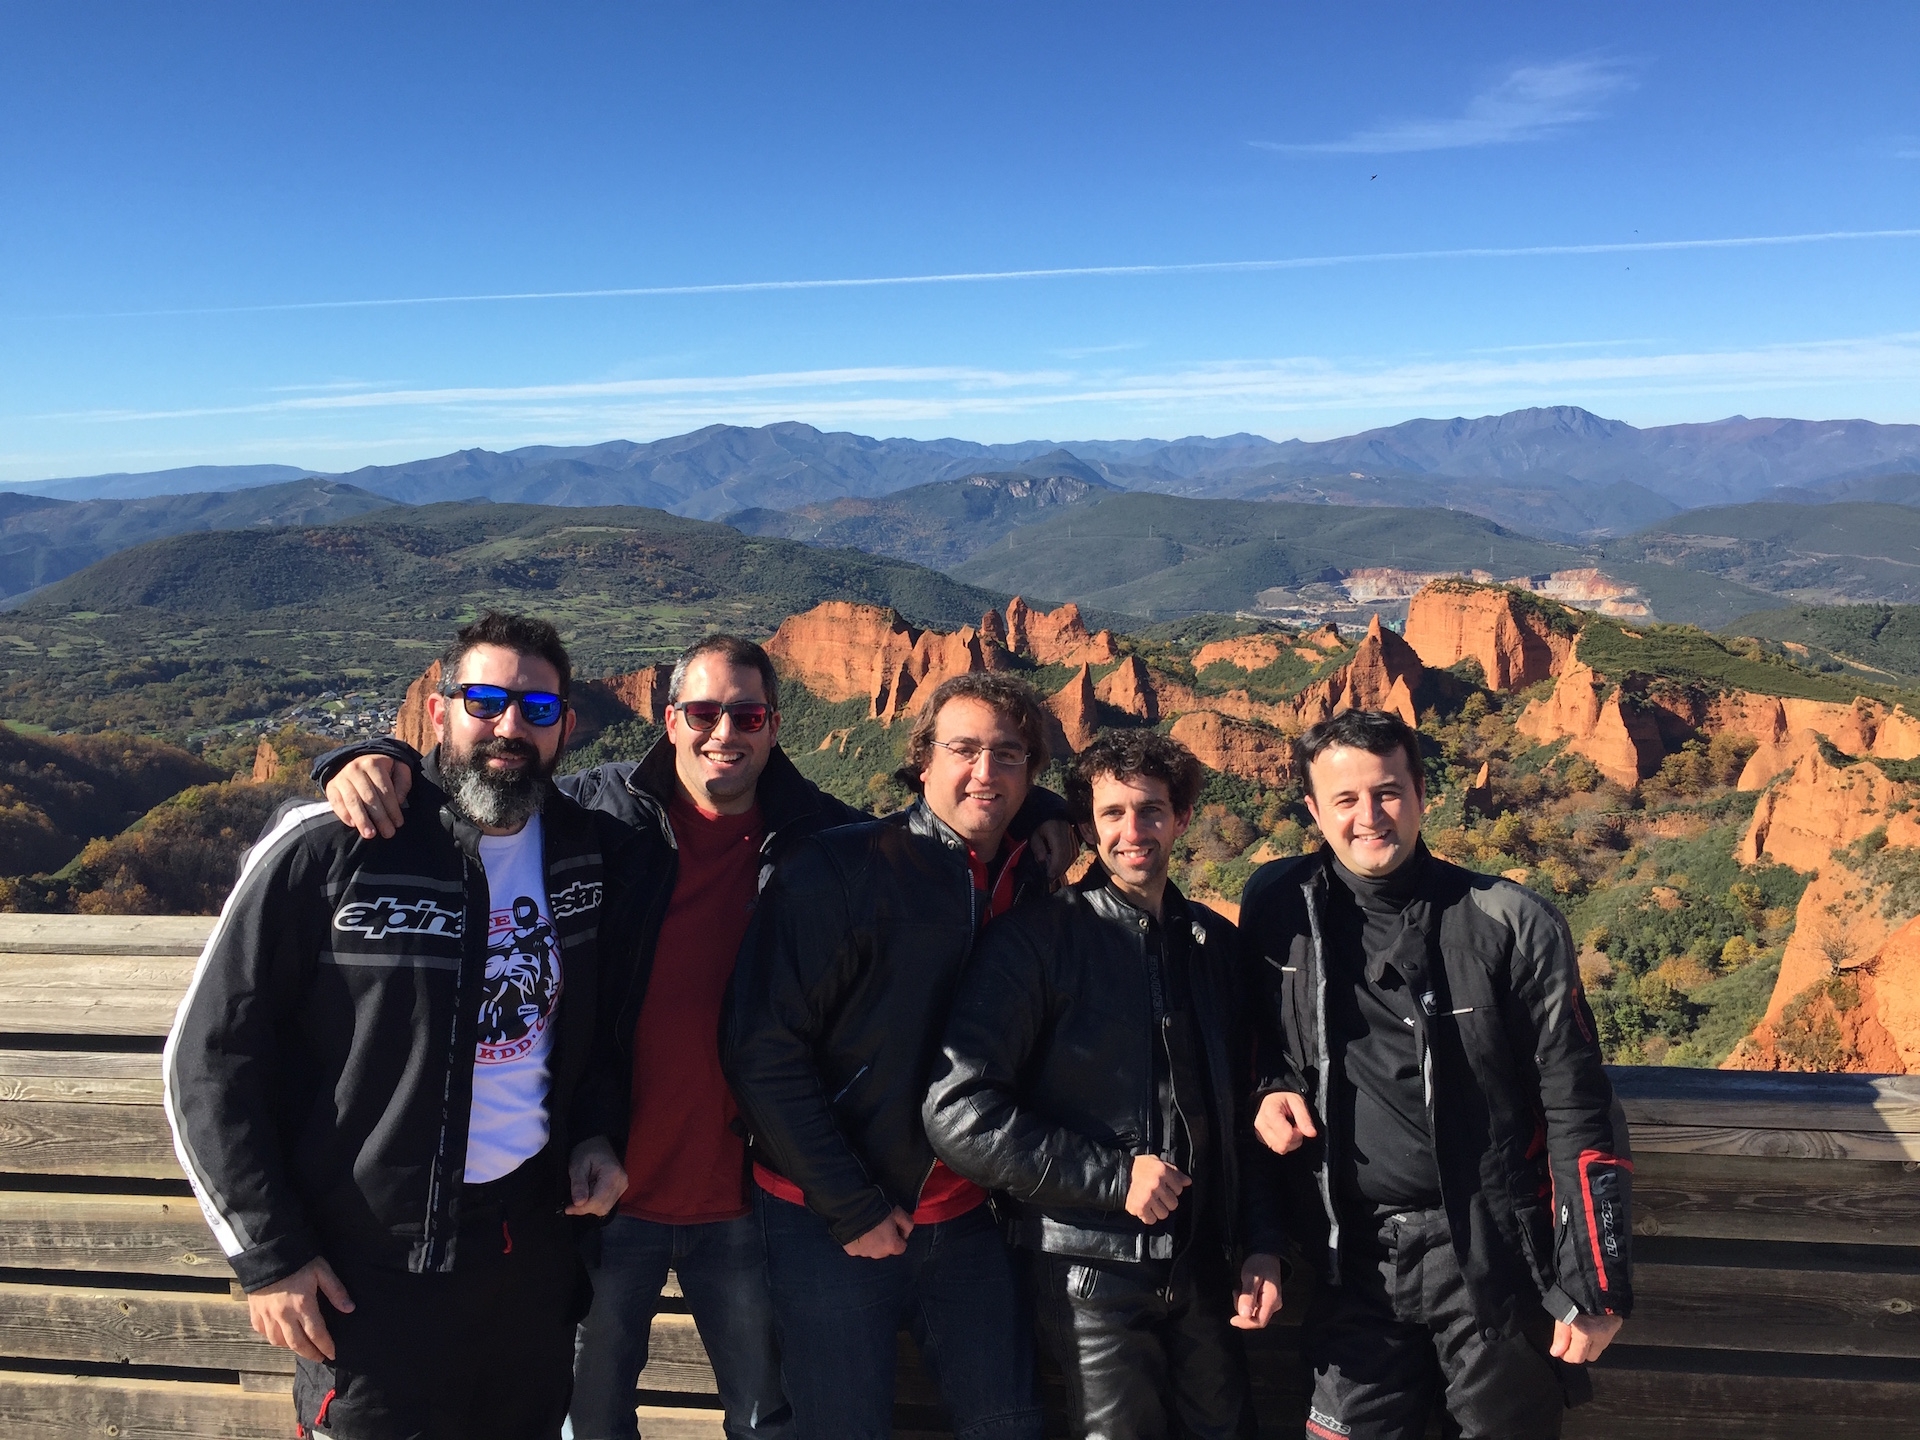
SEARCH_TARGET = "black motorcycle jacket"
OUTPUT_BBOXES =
[163,753,609,1291]
[1240,845,1633,1326]
[722,798,1056,1245]
[924,875,1287,1266]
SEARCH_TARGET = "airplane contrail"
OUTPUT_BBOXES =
[46,227,1920,320]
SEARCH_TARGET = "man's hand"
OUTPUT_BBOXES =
[1231,1252,1284,1330]
[1124,1155,1191,1224]
[326,754,412,840]
[566,1136,628,1217]
[1029,818,1080,883]
[1254,1091,1319,1155]
[247,1257,354,1363]
[1552,1312,1623,1364]
[844,1207,915,1259]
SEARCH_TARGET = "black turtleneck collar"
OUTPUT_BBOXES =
[1329,838,1431,913]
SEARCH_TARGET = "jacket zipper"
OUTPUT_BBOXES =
[423,850,477,1271]
[1300,875,1341,1279]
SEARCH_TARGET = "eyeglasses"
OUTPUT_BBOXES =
[443,684,567,727]
[929,738,1029,769]
[673,700,773,734]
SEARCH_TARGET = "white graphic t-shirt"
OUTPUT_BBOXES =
[465,816,564,1183]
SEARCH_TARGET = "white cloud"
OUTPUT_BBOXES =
[1254,57,1634,154]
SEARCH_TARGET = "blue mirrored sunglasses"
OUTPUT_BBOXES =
[445,684,567,727]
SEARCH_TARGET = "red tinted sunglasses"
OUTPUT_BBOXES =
[673,700,772,733]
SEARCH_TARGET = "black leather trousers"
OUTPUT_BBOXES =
[1029,1248,1256,1440]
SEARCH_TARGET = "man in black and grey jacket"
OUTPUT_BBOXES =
[164,611,631,1440]
[1242,709,1631,1440]
[925,732,1286,1440]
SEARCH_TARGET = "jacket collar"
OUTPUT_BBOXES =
[627,734,826,834]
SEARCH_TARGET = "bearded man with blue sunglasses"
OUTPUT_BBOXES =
[165,610,632,1440]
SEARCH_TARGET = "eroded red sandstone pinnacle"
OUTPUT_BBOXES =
[1017,599,1119,667]
[1192,635,1287,673]
[1513,659,1663,788]
[251,740,282,784]
[597,663,673,723]
[394,660,443,753]
[1046,665,1100,755]
[1095,655,1159,723]
[1168,711,1294,787]
[764,602,918,704]
[1293,616,1423,729]
[1301,623,1343,653]
[1403,583,1573,692]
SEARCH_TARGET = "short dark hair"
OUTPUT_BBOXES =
[669,634,780,711]
[1066,732,1203,821]
[1295,709,1425,797]
[440,611,572,697]
[901,673,1050,787]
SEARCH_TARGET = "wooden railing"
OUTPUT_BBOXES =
[0,914,1913,1438]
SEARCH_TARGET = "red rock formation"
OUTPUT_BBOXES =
[394,660,443,753]
[1737,745,1909,870]
[251,740,282,784]
[1300,623,1344,653]
[1096,655,1159,723]
[1023,601,1118,667]
[1729,898,1918,1074]
[1463,761,1493,819]
[1046,665,1099,754]
[1293,617,1425,728]
[1003,596,1034,657]
[592,663,672,722]
[764,602,917,704]
[1168,712,1294,787]
[1514,661,1664,788]
[1403,582,1573,692]
[874,626,991,723]
[1193,635,1287,673]
[979,608,1009,649]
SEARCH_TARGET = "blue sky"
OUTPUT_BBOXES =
[4,2,1918,481]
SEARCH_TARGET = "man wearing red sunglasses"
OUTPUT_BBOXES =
[317,635,1076,1440]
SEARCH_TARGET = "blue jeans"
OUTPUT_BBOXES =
[567,1212,793,1440]
[758,1192,1044,1440]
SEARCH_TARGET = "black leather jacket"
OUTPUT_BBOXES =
[722,798,1056,1245]
[924,876,1285,1266]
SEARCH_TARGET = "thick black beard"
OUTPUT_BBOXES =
[440,735,559,831]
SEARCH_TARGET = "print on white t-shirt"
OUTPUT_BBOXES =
[465,816,563,1183]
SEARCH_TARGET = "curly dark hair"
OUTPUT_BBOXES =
[440,611,572,696]
[1294,708,1425,797]
[899,673,1050,789]
[1065,731,1204,821]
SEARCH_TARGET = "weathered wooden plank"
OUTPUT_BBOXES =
[1571,1352,1920,1437]
[0,1368,293,1440]
[0,1278,289,1372]
[0,915,213,957]
[0,1191,229,1277]
[0,1050,164,1105]
[636,1311,720,1395]
[1631,1123,1920,1162]
[1634,1150,1920,1244]
[0,987,184,1037]
[0,954,199,988]
[0,1100,181,1178]
[628,1408,726,1439]
[1631,1260,1920,1357]
[1611,1065,1920,1133]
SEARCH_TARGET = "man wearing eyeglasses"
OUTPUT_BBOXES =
[722,672,1067,1440]
[316,638,1074,1440]
[165,611,630,1440]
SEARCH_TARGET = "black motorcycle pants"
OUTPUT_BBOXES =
[1303,1207,1567,1440]
[1029,1247,1256,1440]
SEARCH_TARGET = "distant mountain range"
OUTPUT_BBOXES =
[16,408,1920,539]
[0,478,395,600]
